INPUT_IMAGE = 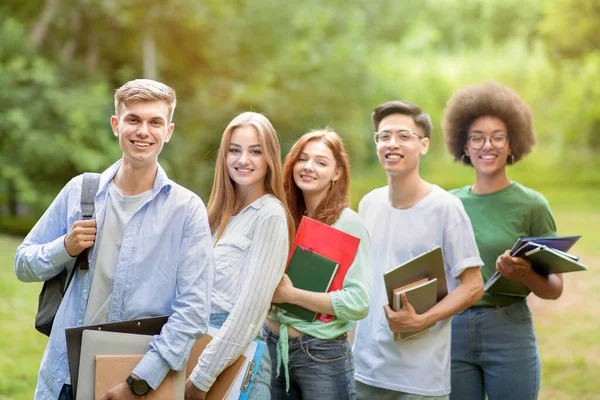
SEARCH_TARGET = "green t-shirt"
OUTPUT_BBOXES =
[451,182,557,306]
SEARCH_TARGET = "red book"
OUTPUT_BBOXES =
[288,216,361,323]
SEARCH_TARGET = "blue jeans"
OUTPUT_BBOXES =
[210,313,272,400]
[264,326,355,400]
[356,381,449,400]
[450,302,540,400]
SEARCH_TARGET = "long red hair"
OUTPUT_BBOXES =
[283,129,350,228]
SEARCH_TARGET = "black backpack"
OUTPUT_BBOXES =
[35,173,100,336]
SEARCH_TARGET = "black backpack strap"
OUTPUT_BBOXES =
[75,173,101,271]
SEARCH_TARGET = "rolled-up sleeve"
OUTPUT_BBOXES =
[190,211,288,391]
[133,196,215,389]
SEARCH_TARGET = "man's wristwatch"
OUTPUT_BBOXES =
[126,374,150,396]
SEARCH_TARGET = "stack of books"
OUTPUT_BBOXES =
[384,247,447,341]
[485,235,587,297]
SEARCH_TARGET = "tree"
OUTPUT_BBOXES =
[0,17,119,216]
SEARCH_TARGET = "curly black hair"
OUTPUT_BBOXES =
[442,81,536,166]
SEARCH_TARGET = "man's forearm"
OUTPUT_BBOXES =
[421,269,483,327]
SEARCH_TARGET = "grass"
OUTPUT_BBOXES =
[0,235,47,400]
[1,185,598,399]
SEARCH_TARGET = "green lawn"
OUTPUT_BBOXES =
[0,235,46,400]
[1,188,598,399]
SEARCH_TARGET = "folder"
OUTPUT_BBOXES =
[95,354,182,399]
[186,325,266,400]
[66,315,169,398]
[524,244,587,275]
[509,235,581,256]
[290,216,361,322]
[79,325,254,400]
[274,246,339,322]
[77,330,184,400]
[238,339,266,400]
[485,235,585,297]
[185,328,246,400]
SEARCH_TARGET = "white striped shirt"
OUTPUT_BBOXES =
[189,194,289,391]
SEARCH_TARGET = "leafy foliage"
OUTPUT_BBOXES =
[0,16,119,215]
[0,0,599,220]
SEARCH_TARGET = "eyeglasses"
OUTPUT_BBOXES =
[467,135,508,150]
[374,129,423,144]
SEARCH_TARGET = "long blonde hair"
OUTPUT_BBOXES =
[207,112,295,245]
[283,129,350,228]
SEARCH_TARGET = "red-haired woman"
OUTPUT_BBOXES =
[266,129,371,400]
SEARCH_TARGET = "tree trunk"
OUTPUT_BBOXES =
[60,10,81,65]
[143,28,157,79]
[86,32,99,74]
[8,179,18,217]
[29,0,62,50]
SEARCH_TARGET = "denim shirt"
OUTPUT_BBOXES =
[15,160,215,400]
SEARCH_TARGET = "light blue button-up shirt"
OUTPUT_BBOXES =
[15,160,215,400]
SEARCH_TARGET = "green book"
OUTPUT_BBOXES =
[274,246,339,322]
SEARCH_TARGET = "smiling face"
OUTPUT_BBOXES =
[111,100,174,168]
[226,125,268,193]
[292,139,341,201]
[375,113,429,177]
[464,115,511,177]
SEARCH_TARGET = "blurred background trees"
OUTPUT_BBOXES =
[1,0,599,231]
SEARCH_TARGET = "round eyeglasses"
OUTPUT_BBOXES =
[467,135,508,150]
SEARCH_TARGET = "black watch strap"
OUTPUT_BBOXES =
[126,374,150,396]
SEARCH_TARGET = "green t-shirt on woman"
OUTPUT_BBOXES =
[451,182,557,306]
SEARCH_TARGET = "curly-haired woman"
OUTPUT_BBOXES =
[442,81,563,400]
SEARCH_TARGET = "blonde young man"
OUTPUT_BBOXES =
[352,101,484,400]
[15,79,215,400]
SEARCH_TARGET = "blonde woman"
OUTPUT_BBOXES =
[266,129,371,400]
[186,112,294,400]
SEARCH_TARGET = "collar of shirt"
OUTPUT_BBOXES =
[98,159,173,200]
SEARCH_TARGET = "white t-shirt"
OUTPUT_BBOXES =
[84,181,151,325]
[353,185,483,396]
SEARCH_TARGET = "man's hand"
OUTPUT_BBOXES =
[98,382,142,400]
[64,219,97,256]
[383,294,428,333]
[496,250,533,281]
[185,379,207,400]
[271,274,295,304]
